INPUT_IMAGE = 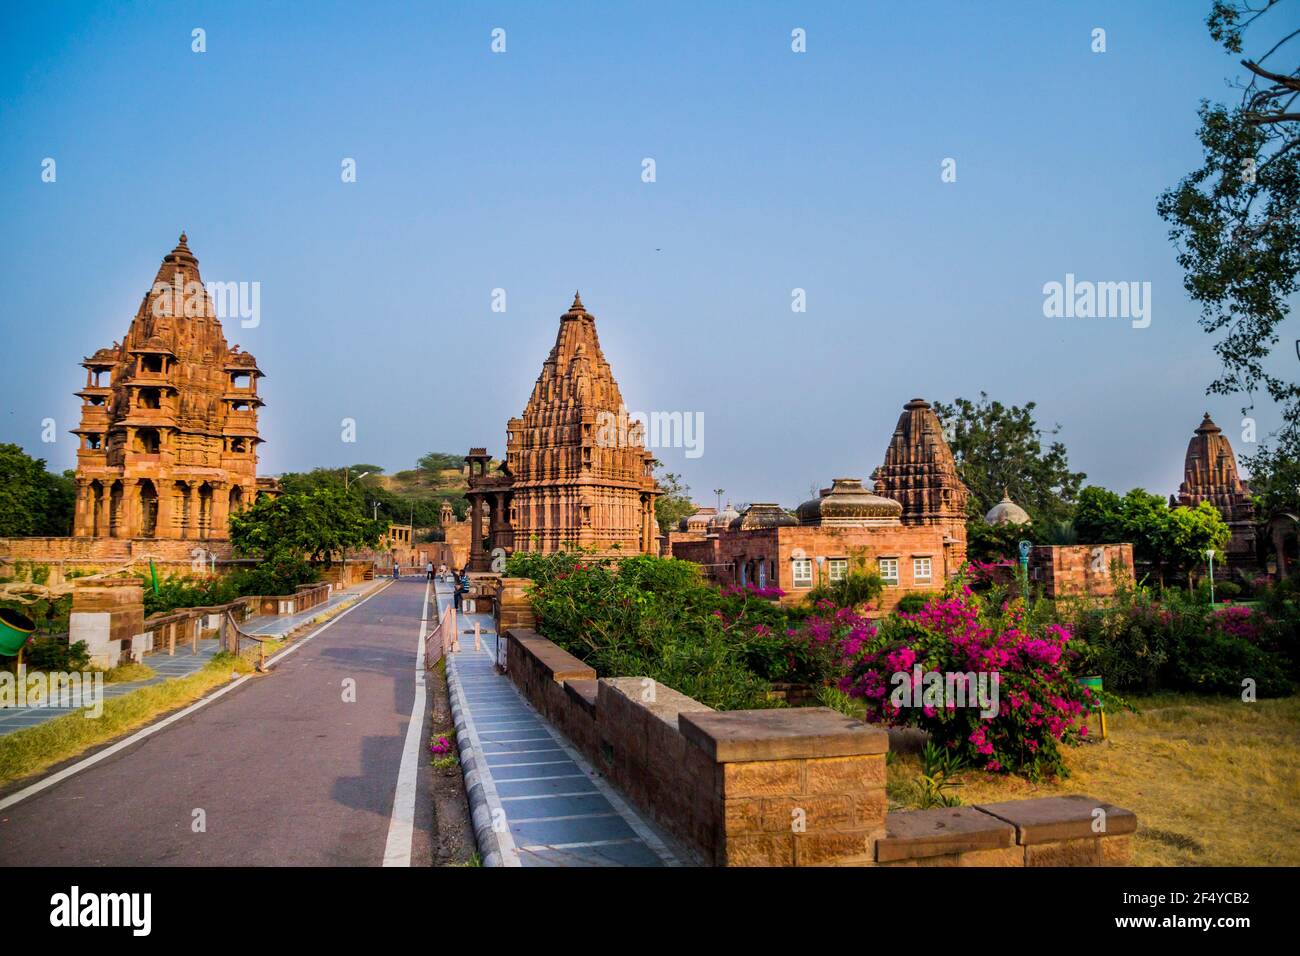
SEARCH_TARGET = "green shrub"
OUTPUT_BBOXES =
[807,571,884,609]
[509,552,800,709]
[23,636,90,672]
[1214,580,1242,600]
[1068,585,1292,696]
[895,592,943,615]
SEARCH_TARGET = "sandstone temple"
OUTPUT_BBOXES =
[465,293,659,570]
[1173,412,1257,569]
[669,398,974,612]
[70,234,276,542]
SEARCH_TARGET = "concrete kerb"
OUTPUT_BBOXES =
[445,651,522,868]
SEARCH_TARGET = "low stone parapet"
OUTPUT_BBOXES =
[500,626,1138,867]
[875,795,1137,867]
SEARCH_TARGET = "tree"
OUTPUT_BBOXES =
[229,487,384,567]
[0,444,76,537]
[1243,437,1300,515]
[1075,486,1230,586]
[653,467,696,536]
[1167,501,1233,586]
[967,519,1032,564]
[417,451,465,473]
[932,393,1086,526]
[1157,1,1299,456]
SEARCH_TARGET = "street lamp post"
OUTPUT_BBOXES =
[1206,548,1216,605]
[343,468,371,492]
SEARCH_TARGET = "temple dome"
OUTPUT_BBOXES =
[729,503,798,530]
[985,491,1031,526]
[708,502,740,529]
[679,506,716,532]
[796,478,903,526]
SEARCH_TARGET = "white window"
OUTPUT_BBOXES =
[878,557,899,585]
[828,558,848,582]
[792,558,813,588]
[913,556,932,584]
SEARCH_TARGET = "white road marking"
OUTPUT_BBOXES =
[0,581,391,813]
[381,577,430,867]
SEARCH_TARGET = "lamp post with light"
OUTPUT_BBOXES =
[1205,548,1216,605]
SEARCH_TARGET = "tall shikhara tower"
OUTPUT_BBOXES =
[1176,413,1256,567]
[467,293,658,564]
[872,397,971,566]
[71,234,270,540]
[506,293,658,553]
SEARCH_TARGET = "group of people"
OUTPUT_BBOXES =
[422,561,472,609]
[386,560,469,607]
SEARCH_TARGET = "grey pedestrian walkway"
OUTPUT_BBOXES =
[438,581,680,867]
[0,581,379,737]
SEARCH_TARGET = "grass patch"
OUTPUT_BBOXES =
[103,662,155,684]
[885,692,1300,866]
[0,652,254,789]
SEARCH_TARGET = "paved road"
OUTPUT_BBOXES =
[0,579,434,866]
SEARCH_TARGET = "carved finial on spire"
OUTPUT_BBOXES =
[570,290,585,313]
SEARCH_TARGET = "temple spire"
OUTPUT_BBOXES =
[569,290,585,313]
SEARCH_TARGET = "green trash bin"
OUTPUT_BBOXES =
[1076,675,1107,738]
[0,607,36,657]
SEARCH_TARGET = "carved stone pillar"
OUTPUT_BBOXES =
[210,481,230,538]
[182,483,196,539]
[73,479,92,536]
[156,478,175,539]
[492,491,513,552]
[469,492,487,571]
[120,479,139,538]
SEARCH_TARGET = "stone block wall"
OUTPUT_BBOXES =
[505,627,889,866]
[495,577,537,633]
[69,577,145,668]
[500,626,1138,867]
[875,797,1136,866]
[1030,544,1135,598]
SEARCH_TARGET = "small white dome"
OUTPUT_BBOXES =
[985,492,1031,526]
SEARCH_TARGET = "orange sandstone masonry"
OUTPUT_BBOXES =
[502,625,1137,867]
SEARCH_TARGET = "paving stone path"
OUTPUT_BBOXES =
[438,581,680,867]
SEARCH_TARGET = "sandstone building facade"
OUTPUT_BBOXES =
[465,294,659,570]
[670,399,971,614]
[70,234,275,542]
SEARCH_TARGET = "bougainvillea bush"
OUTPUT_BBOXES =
[807,588,1097,778]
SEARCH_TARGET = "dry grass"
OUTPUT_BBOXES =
[886,693,1300,866]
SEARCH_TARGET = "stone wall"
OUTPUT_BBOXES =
[876,798,1136,866]
[1030,544,1135,598]
[501,627,1136,866]
[0,535,243,589]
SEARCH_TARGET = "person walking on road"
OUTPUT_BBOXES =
[425,560,434,581]
[453,569,464,610]
[392,558,400,581]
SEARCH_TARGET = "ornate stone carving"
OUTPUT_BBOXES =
[70,234,274,540]
[467,294,658,566]
[872,397,970,566]
[1175,413,1256,566]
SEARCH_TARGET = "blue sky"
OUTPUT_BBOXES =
[0,0,1292,508]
